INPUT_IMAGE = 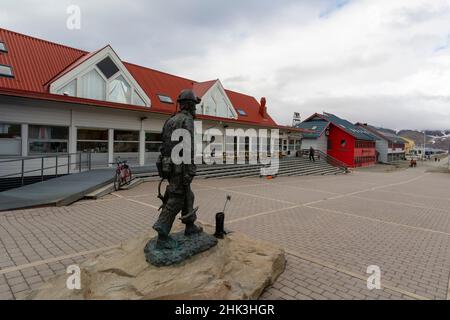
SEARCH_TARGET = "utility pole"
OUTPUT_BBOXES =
[423,130,426,161]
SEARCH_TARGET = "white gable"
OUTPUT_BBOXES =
[197,80,238,119]
[49,46,151,108]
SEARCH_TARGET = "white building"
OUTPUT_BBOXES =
[0,28,307,180]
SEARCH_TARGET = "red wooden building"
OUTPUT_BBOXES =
[297,113,377,168]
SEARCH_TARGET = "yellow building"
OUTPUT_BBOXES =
[401,137,415,154]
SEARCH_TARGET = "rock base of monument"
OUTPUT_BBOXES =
[25,223,286,300]
[144,231,218,266]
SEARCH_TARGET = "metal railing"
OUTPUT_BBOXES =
[0,152,93,187]
[299,149,349,173]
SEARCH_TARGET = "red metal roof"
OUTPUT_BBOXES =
[225,89,277,126]
[0,28,278,128]
[0,29,85,93]
[193,80,217,98]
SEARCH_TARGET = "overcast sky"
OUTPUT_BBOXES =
[2,0,450,130]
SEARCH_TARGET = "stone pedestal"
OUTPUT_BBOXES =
[26,223,286,300]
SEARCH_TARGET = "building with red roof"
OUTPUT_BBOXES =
[0,28,306,168]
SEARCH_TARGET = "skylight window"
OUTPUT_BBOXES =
[237,109,247,116]
[0,64,13,78]
[158,94,174,104]
[0,42,7,53]
[96,57,119,79]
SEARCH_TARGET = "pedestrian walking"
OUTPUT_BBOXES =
[309,146,315,162]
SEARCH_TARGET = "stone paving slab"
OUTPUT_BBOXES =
[0,167,449,300]
[232,206,450,300]
[354,190,450,211]
[260,254,412,300]
[312,196,450,234]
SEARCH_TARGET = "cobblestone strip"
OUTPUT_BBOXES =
[0,245,118,276]
[305,205,450,237]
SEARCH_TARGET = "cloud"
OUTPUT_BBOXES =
[2,0,450,130]
[319,0,351,18]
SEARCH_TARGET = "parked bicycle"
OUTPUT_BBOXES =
[112,158,132,191]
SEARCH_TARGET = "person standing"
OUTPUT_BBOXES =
[309,146,315,162]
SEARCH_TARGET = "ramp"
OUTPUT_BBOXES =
[0,169,115,212]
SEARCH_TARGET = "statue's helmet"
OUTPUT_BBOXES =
[177,89,201,105]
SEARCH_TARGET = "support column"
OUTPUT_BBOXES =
[139,128,145,167]
[21,123,28,157]
[69,125,77,154]
[108,129,114,167]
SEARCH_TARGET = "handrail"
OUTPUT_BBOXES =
[300,149,349,173]
[0,152,93,186]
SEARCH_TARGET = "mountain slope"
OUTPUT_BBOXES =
[398,130,450,151]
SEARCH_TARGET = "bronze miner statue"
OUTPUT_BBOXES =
[153,89,204,249]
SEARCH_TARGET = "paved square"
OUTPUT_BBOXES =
[0,166,449,300]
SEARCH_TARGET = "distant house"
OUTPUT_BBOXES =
[356,124,406,163]
[294,120,329,154]
[401,137,415,155]
[297,113,377,167]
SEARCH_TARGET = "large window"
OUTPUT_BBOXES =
[57,80,76,96]
[133,92,146,107]
[0,123,21,155]
[114,130,139,153]
[145,132,162,152]
[29,125,68,154]
[96,57,119,79]
[80,69,106,101]
[54,53,149,107]
[109,75,131,104]
[77,129,108,153]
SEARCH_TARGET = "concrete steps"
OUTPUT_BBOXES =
[83,157,345,201]
[133,157,346,180]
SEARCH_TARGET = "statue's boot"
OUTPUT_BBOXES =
[185,223,203,236]
[155,235,178,250]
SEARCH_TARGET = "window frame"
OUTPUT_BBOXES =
[96,56,120,80]
[0,41,7,53]
[157,94,174,104]
[237,109,247,116]
[113,130,140,153]
[145,131,163,153]
[0,122,22,156]
[28,125,69,154]
[0,63,14,78]
[77,128,109,154]
[80,68,107,101]
[57,79,77,96]
[108,74,132,104]
[133,91,146,107]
